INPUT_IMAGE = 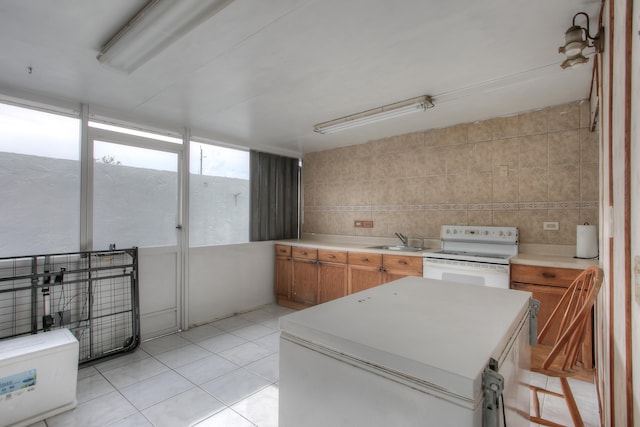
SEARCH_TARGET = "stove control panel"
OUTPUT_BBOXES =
[440,225,519,244]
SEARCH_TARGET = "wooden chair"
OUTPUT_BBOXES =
[530,266,603,427]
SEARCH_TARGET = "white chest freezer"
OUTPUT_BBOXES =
[279,276,532,427]
[0,329,79,427]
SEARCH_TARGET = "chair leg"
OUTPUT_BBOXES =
[531,385,542,418]
[560,377,584,427]
[530,385,567,427]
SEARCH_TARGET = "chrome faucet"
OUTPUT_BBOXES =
[394,232,408,246]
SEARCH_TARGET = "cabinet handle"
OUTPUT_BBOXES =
[328,255,336,259]
[541,272,556,278]
[362,258,369,262]
[301,251,307,255]
[399,260,408,265]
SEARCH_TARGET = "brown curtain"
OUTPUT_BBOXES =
[250,150,300,241]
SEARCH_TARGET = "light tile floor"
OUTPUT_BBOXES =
[26,303,600,427]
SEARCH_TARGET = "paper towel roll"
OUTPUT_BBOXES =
[576,224,598,258]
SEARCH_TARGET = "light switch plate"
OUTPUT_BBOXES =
[543,222,559,230]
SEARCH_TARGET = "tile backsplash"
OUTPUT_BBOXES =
[302,100,599,245]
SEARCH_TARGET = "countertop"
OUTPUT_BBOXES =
[275,238,435,257]
[276,236,601,268]
[510,253,599,269]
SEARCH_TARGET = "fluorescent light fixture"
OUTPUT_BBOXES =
[314,96,434,134]
[97,0,234,73]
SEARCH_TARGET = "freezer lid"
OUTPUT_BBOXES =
[280,276,531,403]
[0,329,78,360]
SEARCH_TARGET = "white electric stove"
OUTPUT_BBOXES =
[423,225,519,288]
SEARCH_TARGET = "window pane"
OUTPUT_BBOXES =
[189,142,249,246]
[93,141,178,249]
[0,103,80,256]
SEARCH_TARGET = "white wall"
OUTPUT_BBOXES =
[187,241,275,327]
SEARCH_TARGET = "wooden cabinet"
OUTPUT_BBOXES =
[510,264,593,379]
[276,244,424,306]
[348,252,384,294]
[274,244,292,302]
[347,252,423,294]
[317,249,348,303]
[275,244,316,310]
[383,254,423,282]
[291,246,318,307]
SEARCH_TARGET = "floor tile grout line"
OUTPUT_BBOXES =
[195,374,273,409]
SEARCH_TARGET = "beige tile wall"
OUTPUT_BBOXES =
[302,100,599,244]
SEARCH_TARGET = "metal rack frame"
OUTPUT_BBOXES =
[0,248,139,364]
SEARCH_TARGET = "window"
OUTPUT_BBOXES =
[0,101,267,254]
[0,103,80,257]
[189,141,250,246]
[92,141,179,249]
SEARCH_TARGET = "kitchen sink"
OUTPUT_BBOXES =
[366,245,425,252]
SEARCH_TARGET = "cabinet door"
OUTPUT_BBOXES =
[383,254,423,283]
[275,255,292,300]
[318,262,348,303]
[348,264,384,294]
[511,282,566,346]
[292,258,317,305]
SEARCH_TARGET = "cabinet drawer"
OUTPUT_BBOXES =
[383,254,423,274]
[275,244,291,257]
[511,264,581,287]
[292,246,318,260]
[348,252,383,267]
[318,249,347,263]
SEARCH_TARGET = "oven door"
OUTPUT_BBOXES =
[423,258,510,288]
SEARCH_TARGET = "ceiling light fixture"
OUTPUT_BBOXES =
[314,96,434,135]
[97,0,234,73]
[558,12,603,70]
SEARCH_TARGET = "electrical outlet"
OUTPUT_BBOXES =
[354,220,373,228]
[543,222,559,230]
[499,165,508,177]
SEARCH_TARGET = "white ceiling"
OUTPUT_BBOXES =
[0,0,601,155]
